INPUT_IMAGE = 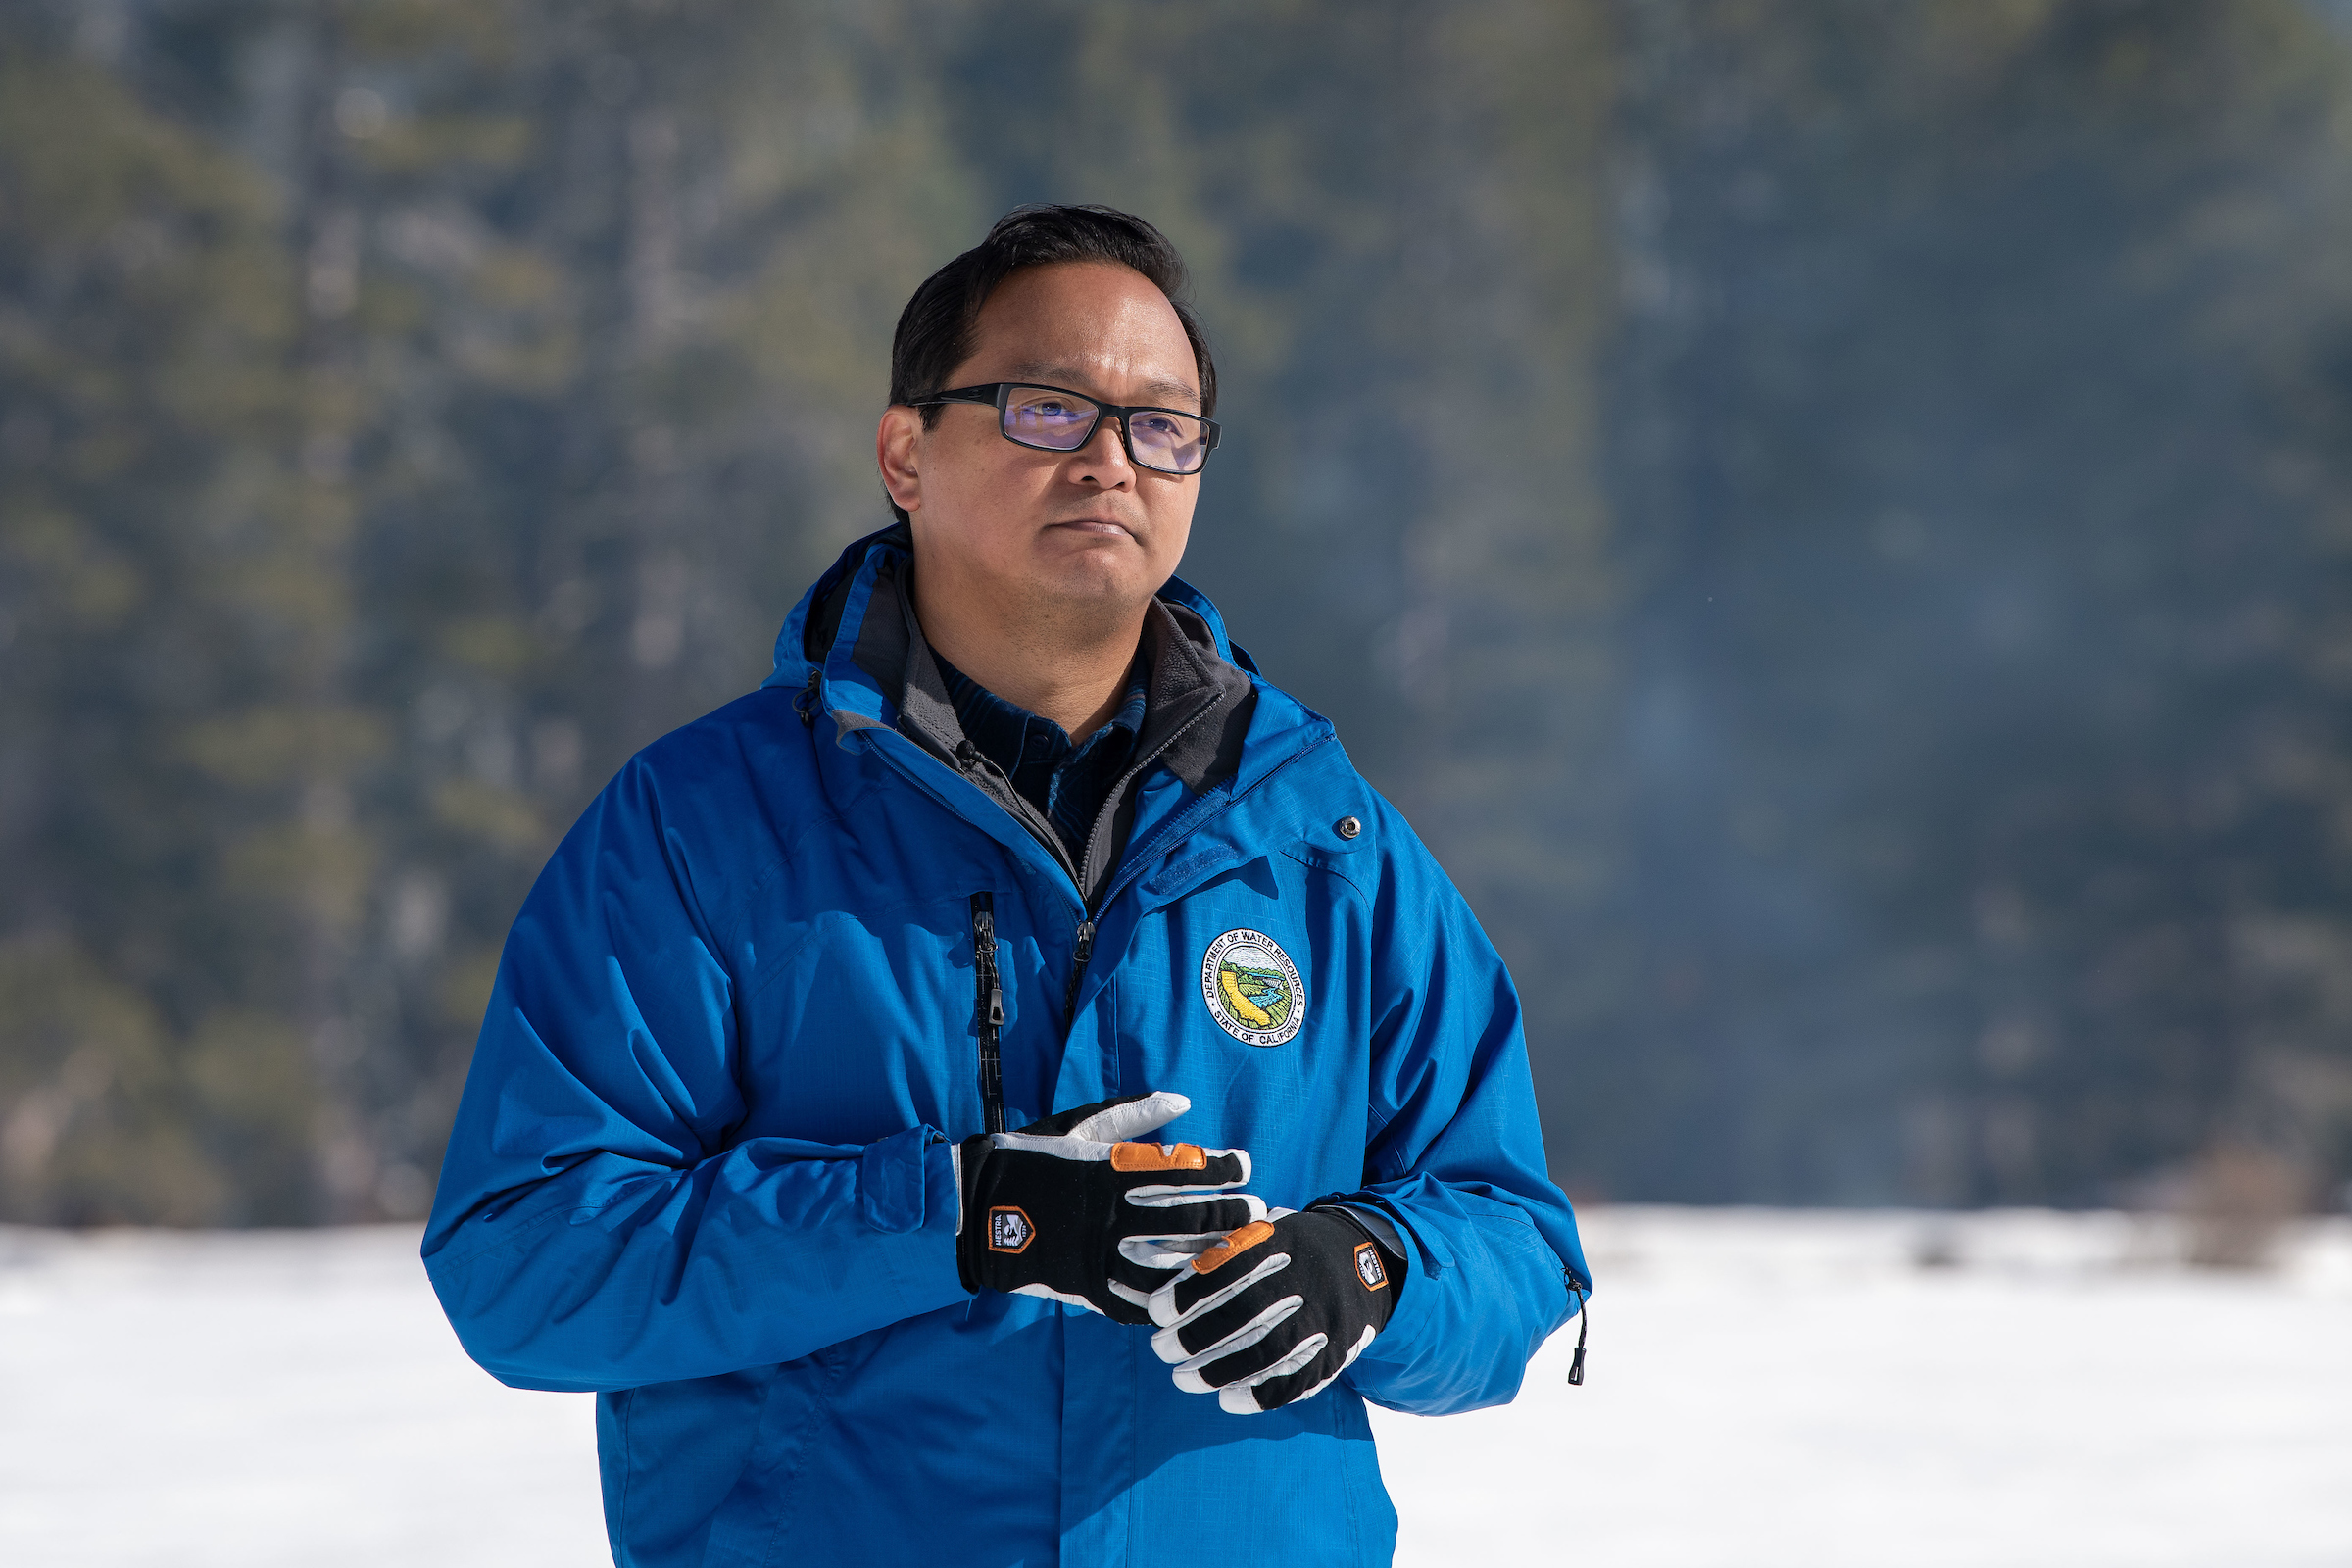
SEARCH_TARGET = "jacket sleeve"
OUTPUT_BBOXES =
[1335,805,1592,1416]
[420,749,967,1394]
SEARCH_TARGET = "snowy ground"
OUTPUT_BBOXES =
[2,1209,2346,1568]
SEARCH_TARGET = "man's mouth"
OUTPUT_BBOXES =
[1050,516,1137,539]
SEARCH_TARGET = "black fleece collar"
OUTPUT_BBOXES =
[841,544,1254,799]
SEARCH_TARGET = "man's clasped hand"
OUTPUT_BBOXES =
[955,1090,1402,1414]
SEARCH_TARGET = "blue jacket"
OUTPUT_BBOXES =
[423,527,1591,1567]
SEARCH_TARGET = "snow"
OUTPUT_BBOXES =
[0,1225,604,1567]
[2,1209,2346,1567]
[1373,1207,2352,1568]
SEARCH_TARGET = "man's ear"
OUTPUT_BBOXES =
[877,406,924,514]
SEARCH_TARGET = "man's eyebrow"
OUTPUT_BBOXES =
[1008,361,1200,406]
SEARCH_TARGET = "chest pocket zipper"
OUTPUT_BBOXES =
[969,901,1101,1134]
[969,894,1005,1134]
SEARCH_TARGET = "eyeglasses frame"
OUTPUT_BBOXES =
[912,382,1221,476]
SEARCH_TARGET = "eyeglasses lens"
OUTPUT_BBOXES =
[1002,387,1099,451]
[1124,409,1209,474]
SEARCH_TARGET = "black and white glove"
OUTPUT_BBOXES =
[956,1092,1264,1325]
[1148,1204,1403,1413]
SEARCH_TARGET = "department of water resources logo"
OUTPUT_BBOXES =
[1200,928,1306,1048]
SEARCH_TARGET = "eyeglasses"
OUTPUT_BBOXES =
[914,383,1220,475]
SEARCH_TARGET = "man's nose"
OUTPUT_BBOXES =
[1069,416,1134,488]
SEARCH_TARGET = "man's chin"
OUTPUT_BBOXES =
[1033,524,1145,567]
[1019,557,1161,625]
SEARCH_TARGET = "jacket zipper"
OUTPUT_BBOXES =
[943,737,1128,1034]
[893,698,1325,1107]
[969,893,1005,1134]
[1053,686,1224,1023]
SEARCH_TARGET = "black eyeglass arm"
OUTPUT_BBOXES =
[912,386,1002,410]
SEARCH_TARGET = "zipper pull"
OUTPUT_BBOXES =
[795,669,821,727]
[1064,918,1097,1019]
[975,906,1002,1022]
[1565,1274,1590,1386]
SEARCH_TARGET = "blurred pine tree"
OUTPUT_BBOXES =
[0,10,317,1221]
[1603,0,2352,1203]
[2,0,2347,1222]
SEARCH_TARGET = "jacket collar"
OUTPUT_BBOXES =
[765,524,1261,798]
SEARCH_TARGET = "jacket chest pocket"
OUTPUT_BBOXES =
[736,894,988,1143]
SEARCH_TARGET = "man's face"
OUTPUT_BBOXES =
[879,261,1203,626]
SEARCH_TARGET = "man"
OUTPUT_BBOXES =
[425,204,1591,1567]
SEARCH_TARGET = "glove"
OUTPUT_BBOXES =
[1148,1204,1403,1413]
[956,1091,1264,1325]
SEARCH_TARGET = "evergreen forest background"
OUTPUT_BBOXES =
[6,0,2352,1227]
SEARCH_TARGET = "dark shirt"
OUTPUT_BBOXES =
[932,650,1150,861]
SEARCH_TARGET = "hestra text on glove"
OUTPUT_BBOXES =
[1147,1204,1403,1413]
[956,1091,1265,1325]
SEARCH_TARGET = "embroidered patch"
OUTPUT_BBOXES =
[988,1206,1035,1252]
[1200,928,1306,1047]
[1353,1242,1388,1291]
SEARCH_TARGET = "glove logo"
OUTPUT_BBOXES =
[1353,1242,1388,1291]
[988,1206,1035,1252]
[1200,929,1306,1047]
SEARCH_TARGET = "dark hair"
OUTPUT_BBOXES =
[886,206,1217,518]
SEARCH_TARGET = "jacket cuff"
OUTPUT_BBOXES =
[1319,1202,1410,1304]
[1335,1203,1405,1256]
[859,1128,966,1325]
